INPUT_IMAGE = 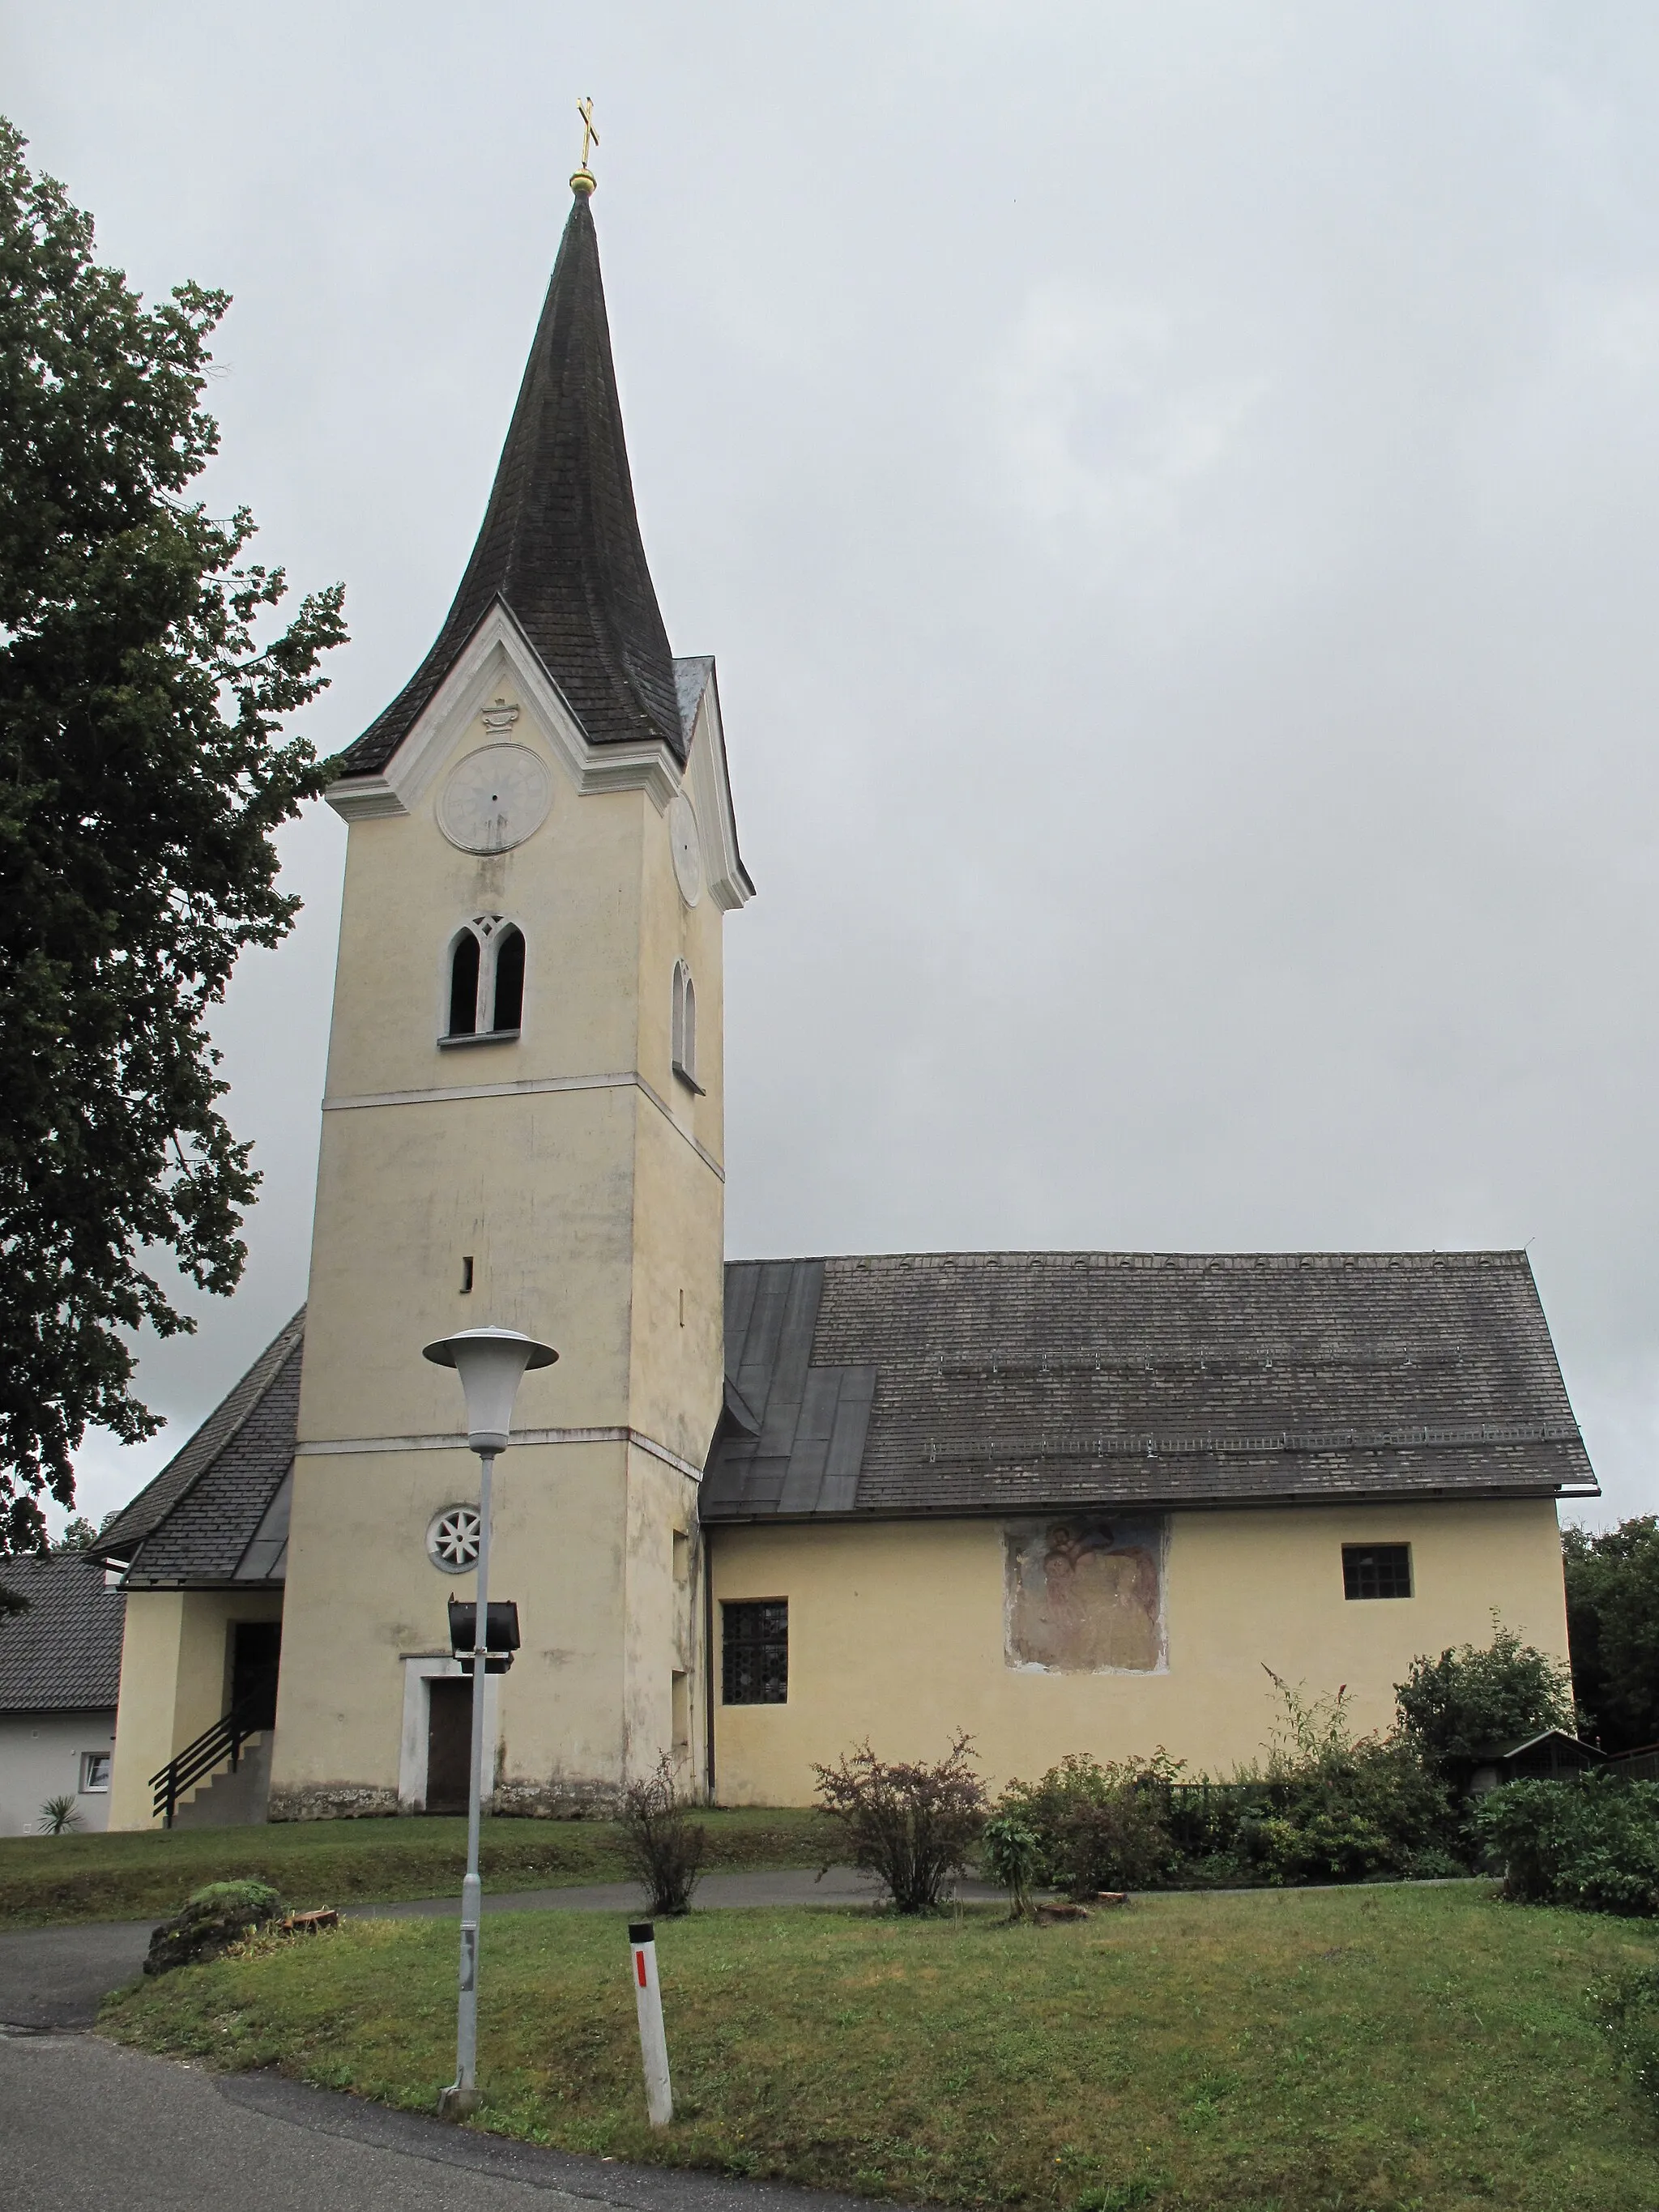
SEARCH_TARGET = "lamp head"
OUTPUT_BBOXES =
[423,1326,557,1453]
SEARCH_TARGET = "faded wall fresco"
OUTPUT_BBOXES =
[1003,1515,1167,1673]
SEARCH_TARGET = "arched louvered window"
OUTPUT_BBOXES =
[491,927,525,1033]
[447,931,480,1037]
[672,960,701,1091]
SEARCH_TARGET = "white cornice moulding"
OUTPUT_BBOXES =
[322,600,684,823]
[319,1066,726,1181]
[295,1425,706,1483]
[679,660,753,910]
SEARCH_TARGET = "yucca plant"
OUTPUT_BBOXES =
[38,1793,83,1835]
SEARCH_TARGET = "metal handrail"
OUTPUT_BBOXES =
[149,1671,278,1827]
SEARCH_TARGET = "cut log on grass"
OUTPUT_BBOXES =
[1033,1902,1090,1923]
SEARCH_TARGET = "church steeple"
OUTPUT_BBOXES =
[338,183,683,779]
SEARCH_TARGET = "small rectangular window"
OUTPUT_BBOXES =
[723,1600,787,1704]
[80,1751,111,1792]
[1342,1543,1412,1600]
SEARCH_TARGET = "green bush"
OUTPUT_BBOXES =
[1227,1674,1459,1885]
[1394,1619,1575,1773]
[979,1812,1043,1917]
[996,1753,1181,1899]
[1475,1773,1659,1915]
[812,1734,987,1913]
[1595,1962,1659,2113]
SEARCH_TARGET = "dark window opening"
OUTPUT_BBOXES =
[460,1255,474,1294]
[1342,1543,1412,1600]
[723,1599,787,1704]
[491,927,524,1031]
[448,932,480,1035]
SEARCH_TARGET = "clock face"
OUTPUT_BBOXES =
[668,791,702,906]
[437,745,552,855]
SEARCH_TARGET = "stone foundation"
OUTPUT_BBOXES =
[267,1782,399,1822]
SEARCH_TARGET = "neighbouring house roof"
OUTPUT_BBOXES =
[0,1554,125,1711]
[699,1250,1598,1523]
[331,185,684,786]
[92,1311,304,1588]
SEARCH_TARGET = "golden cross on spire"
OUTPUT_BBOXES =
[575,96,599,177]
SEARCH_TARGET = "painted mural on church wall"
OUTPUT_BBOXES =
[1003,1515,1167,1673]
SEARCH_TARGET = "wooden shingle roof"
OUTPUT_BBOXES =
[93,1311,303,1588]
[700,1250,1597,1521]
[85,1252,1595,1582]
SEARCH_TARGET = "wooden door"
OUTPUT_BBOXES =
[425,1679,474,1813]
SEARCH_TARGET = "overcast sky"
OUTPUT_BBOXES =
[10,2,1658,1532]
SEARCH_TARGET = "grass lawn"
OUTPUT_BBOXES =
[0,1808,829,1927]
[102,1884,1659,2211]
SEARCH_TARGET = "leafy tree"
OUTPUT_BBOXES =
[1563,1519,1659,1754]
[0,119,345,1570]
[1394,1619,1574,1769]
[58,1517,97,1551]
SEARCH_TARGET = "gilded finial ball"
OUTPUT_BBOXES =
[569,168,597,198]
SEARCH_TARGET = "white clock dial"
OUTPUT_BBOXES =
[668,792,702,906]
[438,745,552,855]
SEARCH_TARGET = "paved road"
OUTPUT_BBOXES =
[2,2031,889,2212]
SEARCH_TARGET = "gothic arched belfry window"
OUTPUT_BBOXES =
[443,918,523,1042]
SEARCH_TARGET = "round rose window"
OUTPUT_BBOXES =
[426,1503,481,1574]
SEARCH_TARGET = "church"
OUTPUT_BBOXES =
[92,173,1596,1831]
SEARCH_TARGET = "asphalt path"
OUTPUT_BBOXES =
[2,2031,894,2212]
[0,1865,1008,2031]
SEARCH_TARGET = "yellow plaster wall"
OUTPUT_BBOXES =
[108,1588,284,1831]
[709,1499,1569,1805]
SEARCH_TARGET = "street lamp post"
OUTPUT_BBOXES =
[423,1324,557,2121]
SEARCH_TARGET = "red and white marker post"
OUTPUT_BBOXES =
[627,1920,674,2128]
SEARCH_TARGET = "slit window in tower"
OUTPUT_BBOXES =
[672,960,701,1091]
[447,932,480,1036]
[491,927,525,1032]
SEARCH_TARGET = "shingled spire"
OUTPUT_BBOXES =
[335,183,684,778]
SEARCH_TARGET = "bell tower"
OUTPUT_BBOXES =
[267,175,753,1818]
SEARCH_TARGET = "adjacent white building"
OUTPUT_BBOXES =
[0,1554,125,1835]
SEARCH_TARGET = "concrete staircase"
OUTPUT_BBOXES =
[173,1733,272,1828]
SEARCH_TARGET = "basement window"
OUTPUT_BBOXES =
[722,1600,787,1704]
[1342,1543,1413,1600]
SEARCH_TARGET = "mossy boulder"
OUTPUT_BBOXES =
[144,1878,284,1975]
